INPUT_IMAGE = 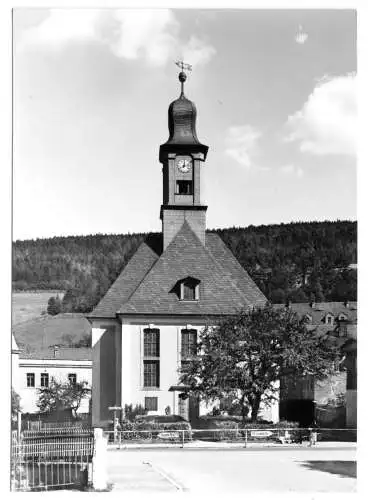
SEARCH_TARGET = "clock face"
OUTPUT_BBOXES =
[177,158,192,173]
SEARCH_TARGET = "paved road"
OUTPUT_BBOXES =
[107,445,356,493]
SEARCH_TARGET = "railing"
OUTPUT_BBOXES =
[24,419,91,431]
[105,427,357,448]
[23,427,93,439]
[11,429,94,491]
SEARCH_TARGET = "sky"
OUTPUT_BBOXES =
[12,8,357,241]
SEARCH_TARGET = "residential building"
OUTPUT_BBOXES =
[277,301,357,427]
[12,313,92,414]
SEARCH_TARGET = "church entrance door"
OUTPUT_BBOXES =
[178,393,189,420]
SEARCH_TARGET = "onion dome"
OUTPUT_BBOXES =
[159,71,208,162]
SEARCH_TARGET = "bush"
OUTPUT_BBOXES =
[118,419,192,442]
[135,414,186,424]
[240,420,299,429]
[193,417,299,442]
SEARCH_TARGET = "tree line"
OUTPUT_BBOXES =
[13,220,357,313]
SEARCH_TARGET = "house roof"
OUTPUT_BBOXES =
[19,347,92,361]
[13,313,92,360]
[89,222,266,318]
[274,302,357,325]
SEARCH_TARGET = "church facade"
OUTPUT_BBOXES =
[89,70,268,428]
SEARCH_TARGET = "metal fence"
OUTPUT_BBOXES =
[11,428,94,491]
[106,427,357,448]
[24,418,90,431]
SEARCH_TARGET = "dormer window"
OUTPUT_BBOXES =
[338,313,348,321]
[325,314,334,325]
[304,314,312,323]
[179,277,200,301]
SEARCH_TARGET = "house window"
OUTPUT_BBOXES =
[180,278,199,301]
[143,361,160,388]
[144,329,160,357]
[181,329,197,358]
[176,180,192,195]
[325,315,334,325]
[143,328,160,388]
[68,373,77,385]
[144,397,158,411]
[26,373,35,387]
[40,373,49,388]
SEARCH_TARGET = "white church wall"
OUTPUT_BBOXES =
[120,322,205,416]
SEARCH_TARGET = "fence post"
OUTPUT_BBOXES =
[244,429,248,448]
[92,428,108,490]
[17,411,22,442]
[181,430,184,449]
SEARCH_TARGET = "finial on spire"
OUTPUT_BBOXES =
[175,60,192,96]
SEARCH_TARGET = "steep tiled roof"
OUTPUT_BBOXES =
[274,302,357,325]
[90,222,266,318]
[13,313,91,360]
[20,347,91,361]
[88,236,161,318]
[205,233,266,307]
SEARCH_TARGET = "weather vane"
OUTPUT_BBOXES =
[175,60,193,72]
[175,60,192,95]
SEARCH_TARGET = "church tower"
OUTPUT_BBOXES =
[159,68,209,250]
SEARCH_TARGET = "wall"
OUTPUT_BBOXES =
[92,319,121,427]
[346,390,357,427]
[15,359,92,414]
[121,322,198,415]
[119,321,280,423]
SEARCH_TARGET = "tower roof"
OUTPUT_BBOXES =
[159,70,208,162]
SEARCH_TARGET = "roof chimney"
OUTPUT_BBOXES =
[344,300,350,308]
[53,345,59,358]
[310,301,316,309]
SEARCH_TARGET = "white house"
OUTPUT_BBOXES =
[12,314,92,414]
[88,69,277,428]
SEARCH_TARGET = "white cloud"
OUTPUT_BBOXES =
[280,164,304,178]
[17,9,215,68]
[182,36,216,66]
[295,25,308,45]
[225,125,261,169]
[285,73,356,156]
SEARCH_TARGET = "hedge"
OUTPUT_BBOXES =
[118,420,193,442]
[192,418,299,442]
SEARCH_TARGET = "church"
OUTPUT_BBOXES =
[89,68,268,428]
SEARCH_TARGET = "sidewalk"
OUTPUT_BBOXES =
[108,440,356,450]
[107,454,184,492]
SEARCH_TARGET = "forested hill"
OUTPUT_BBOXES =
[13,220,357,313]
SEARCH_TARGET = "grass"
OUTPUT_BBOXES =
[12,291,65,325]
[300,461,356,478]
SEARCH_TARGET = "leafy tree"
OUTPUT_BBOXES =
[61,289,79,313]
[37,378,90,418]
[11,387,21,421]
[287,288,308,303]
[47,295,62,316]
[180,305,339,423]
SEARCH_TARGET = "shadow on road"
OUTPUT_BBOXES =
[299,461,356,478]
